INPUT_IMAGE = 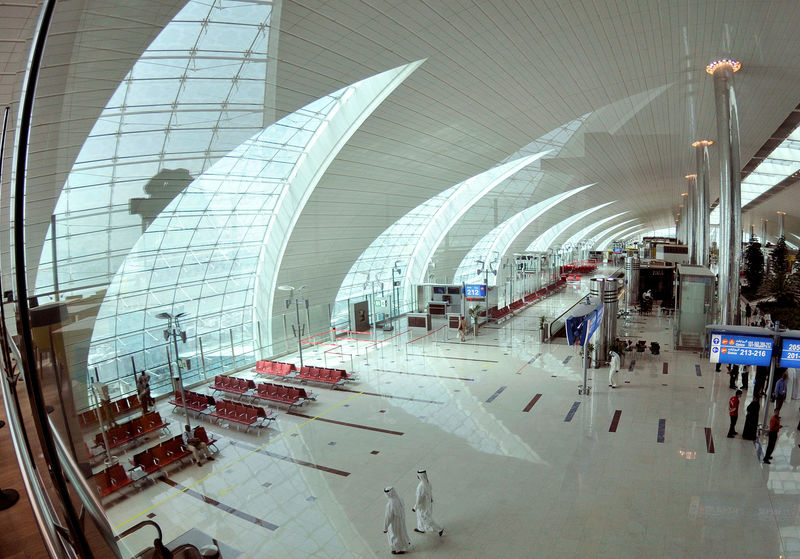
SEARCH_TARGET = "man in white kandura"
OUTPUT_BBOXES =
[412,469,444,536]
[607,350,621,388]
[383,486,411,555]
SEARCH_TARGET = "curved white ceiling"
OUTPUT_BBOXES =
[526,201,616,252]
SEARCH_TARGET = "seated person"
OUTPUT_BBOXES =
[182,424,215,467]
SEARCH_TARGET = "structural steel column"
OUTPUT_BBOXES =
[693,140,713,267]
[750,223,755,242]
[708,58,742,325]
[778,211,786,239]
[761,219,768,244]
[685,175,697,264]
[679,192,688,245]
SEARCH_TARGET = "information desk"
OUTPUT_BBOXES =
[428,301,447,316]
[448,314,462,329]
[407,313,431,331]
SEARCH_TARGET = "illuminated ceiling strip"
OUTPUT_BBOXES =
[453,184,593,285]
[525,201,616,252]
[561,211,629,248]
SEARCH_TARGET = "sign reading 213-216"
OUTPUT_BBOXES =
[709,331,773,366]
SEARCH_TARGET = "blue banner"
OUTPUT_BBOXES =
[566,303,604,346]
[779,338,800,368]
[709,331,773,366]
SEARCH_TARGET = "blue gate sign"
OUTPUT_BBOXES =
[464,284,486,299]
[779,338,800,368]
[709,331,773,366]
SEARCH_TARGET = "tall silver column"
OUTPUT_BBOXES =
[602,278,619,354]
[590,278,608,362]
[778,211,786,239]
[685,175,697,264]
[693,140,713,267]
[677,203,686,244]
[708,58,742,325]
[761,219,768,244]
[625,256,639,308]
[750,223,755,242]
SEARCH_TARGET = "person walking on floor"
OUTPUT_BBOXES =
[774,371,789,411]
[740,364,750,391]
[412,469,444,536]
[136,370,152,415]
[727,390,742,438]
[728,364,739,389]
[607,350,621,389]
[457,317,466,342]
[383,486,411,555]
[763,409,782,464]
[742,398,760,440]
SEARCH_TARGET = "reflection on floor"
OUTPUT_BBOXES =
[103,277,796,558]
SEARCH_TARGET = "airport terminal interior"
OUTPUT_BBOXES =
[1,1,800,557]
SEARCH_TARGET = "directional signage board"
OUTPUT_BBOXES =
[709,331,773,366]
[779,338,800,368]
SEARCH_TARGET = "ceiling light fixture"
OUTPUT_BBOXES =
[706,58,742,74]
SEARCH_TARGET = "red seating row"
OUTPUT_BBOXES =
[488,280,567,323]
[211,375,254,395]
[78,393,141,428]
[561,263,597,275]
[253,360,295,376]
[211,399,275,430]
[91,426,218,498]
[252,382,309,407]
[92,463,136,498]
[297,365,347,385]
[132,434,192,476]
[169,389,213,412]
[92,412,170,450]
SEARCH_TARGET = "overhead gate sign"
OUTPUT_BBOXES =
[709,331,773,367]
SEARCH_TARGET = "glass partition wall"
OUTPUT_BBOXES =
[0,1,376,556]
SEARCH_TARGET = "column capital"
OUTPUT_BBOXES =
[706,59,741,74]
[691,140,714,147]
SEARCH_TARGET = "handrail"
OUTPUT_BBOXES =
[547,295,587,341]
[0,348,66,558]
[48,412,125,558]
[12,0,100,556]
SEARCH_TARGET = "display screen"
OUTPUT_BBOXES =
[779,338,800,367]
[709,331,773,366]
[464,284,486,299]
[447,287,461,295]
[433,286,446,294]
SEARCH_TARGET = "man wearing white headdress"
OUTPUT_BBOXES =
[412,469,444,536]
[607,350,621,388]
[383,486,411,554]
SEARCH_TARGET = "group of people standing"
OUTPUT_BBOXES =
[383,470,445,555]
[726,365,791,465]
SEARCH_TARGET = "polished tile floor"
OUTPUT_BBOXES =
[105,278,797,558]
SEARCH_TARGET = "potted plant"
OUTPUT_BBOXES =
[469,304,482,337]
